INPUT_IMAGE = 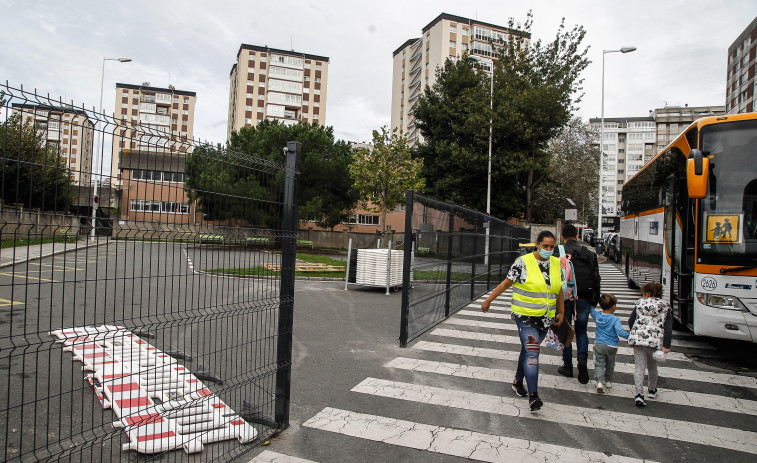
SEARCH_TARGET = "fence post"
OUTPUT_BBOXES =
[470,230,478,301]
[399,189,414,347]
[275,141,300,429]
[444,204,454,318]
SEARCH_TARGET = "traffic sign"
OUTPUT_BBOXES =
[94,195,99,204]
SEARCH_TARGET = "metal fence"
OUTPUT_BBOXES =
[0,83,299,461]
[399,190,530,347]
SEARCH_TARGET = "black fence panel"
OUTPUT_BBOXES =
[0,83,298,461]
[399,190,530,347]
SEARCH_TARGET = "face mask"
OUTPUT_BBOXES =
[539,247,553,259]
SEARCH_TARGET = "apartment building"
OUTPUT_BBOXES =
[12,103,94,185]
[726,16,757,114]
[391,13,529,146]
[227,44,329,138]
[590,117,656,217]
[654,105,725,151]
[109,83,196,185]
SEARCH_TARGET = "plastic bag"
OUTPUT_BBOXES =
[544,328,563,351]
[653,350,667,362]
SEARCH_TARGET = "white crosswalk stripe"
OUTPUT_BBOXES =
[300,261,757,461]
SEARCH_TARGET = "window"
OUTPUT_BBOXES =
[348,214,379,225]
[618,170,624,174]
[618,180,624,185]
[258,94,265,100]
[450,25,457,33]
[183,97,189,104]
[618,159,625,164]
[618,149,625,154]
[669,123,678,132]
[183,110,188,115]
[462,28,469,36]
[449,41,456,48]
[314,77,321,83]
[315,64,322,71]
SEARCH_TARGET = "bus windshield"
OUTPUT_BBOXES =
[698,119,757,266]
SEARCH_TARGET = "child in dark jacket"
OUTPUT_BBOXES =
[589,294,629,393]
[628,282,673,407]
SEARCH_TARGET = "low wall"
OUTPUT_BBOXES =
[0,207,82,240]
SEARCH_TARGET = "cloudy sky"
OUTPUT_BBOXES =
[2,0,756,145]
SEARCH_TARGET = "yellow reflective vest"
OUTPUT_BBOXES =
[511,253,562,318]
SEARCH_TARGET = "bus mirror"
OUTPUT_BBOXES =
[687,149,709,199]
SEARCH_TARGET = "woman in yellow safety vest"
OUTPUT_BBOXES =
[482,230,565,412]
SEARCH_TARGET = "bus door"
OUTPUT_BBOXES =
[666,175,695,327]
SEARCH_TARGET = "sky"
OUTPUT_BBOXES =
[2,0,756,146]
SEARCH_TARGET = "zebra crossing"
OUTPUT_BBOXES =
[254,263,757,462]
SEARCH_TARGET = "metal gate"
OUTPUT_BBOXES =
[399,190,530,347]
[0,83,299,461]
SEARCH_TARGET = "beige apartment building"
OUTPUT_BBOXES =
[654,105,725,151]
[726,17,757,114]
[12,103,95,185]
[391,13,528,146]
[109,83,196,186]
[227,44,329,139]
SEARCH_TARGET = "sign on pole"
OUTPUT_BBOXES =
[565,208,578,221]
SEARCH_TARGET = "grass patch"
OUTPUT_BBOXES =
[205,252,347,278]
[1,236,78,249]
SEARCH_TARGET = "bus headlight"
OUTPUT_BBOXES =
[696,293,747,311]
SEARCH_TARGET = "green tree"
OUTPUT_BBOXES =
[531,117,599,224]
[185,120,358,229]
[414,11,590,221]
[350,126,425,231]
[0,113,74,211]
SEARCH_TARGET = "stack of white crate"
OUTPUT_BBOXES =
[355,249,405,287]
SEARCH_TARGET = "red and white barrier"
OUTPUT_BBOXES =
[51,325,258,454]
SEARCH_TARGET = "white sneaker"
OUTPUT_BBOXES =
[605,381,613,389]
[596,382,605,393]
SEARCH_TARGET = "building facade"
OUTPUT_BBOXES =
[390,13,528,146]
[227,44,329,139]
[12,103,94,185]
[726,17,757,114]
[109,83,196,186]
[591,105,725,217]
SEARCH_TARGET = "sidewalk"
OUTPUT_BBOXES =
[0,236,106,268]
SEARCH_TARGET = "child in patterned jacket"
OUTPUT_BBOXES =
[627,282,673,407]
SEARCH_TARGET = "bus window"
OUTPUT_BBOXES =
[698,119,757,265]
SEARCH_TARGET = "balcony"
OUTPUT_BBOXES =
[155,93,172,105]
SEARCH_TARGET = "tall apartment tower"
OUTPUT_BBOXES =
[590,117,656,217]
[391,13,528,146]
[227,44,329,139]
[12,103,94,185]
[726,17,757,114]
[109,83,197,185]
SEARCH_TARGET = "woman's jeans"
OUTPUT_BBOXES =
[514,316,548,395]
[562,298,591,366]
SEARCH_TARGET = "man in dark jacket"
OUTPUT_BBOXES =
[557,224,601,384]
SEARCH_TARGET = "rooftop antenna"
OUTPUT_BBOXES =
[291,36,293,51]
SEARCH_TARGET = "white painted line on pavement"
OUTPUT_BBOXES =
[385,357,757,416]
[351,378,757,455]
[250,450,319,463]
[303,407,654,463]
[431,325,689,361]
[0,272,58,282]
[412,341,757,390]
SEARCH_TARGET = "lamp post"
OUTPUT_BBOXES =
[91,57,131,241]
[597,47,635,239]
[485,65,494,266]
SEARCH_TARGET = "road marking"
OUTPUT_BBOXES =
[303,407,654,463]
[430,326,690,361]
[412,341,757,390]
[0,298,24,307]
[351,378,757,454]
[386,357,757,416]
[0,272,58,282]
[29,263,82,271]
[250,450,319,463]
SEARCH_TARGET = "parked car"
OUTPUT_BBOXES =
[607,233,622,263]
[582,229,595,244]
[602,232,616,257]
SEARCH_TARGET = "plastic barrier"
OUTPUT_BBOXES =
[50,325,257,454]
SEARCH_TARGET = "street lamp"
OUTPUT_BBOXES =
[91,57,131,241]
[597,46,635,239]
[485,65,494,265]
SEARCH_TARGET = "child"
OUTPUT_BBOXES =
[627,282,673,407]
[589,294,629,393]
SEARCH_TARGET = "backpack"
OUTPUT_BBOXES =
[558,245,578,301]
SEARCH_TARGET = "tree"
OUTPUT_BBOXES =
[0,113,74,211]
[413,11,590,221]
[531,117,599,225]
[185,120,358,229]
[350,126,425,231]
